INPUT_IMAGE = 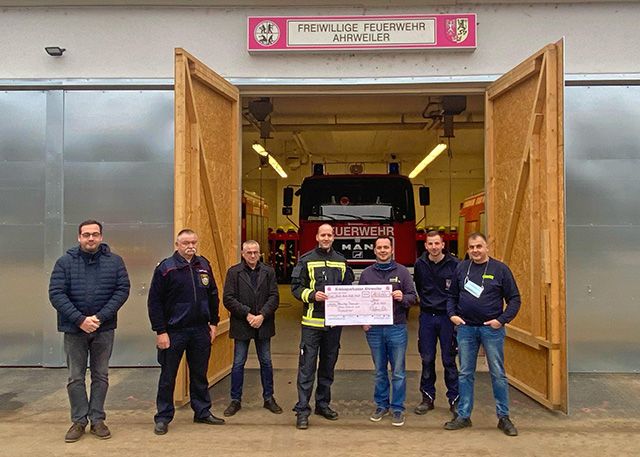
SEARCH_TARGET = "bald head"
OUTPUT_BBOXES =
[316,224,334,251]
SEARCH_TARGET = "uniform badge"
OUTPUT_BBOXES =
[200,274,210,286]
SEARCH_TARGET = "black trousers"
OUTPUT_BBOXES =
[294,325,342,416]
[155,326,212,423]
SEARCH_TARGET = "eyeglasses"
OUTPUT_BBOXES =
[244,251,260,256]
[80,232,101,239]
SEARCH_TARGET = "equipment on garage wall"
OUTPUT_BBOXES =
[242,190,269,258]
[268,226,298,283]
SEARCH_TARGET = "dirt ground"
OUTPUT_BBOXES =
[1,368,639,457]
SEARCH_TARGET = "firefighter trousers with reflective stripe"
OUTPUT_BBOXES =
[294,325,342,416]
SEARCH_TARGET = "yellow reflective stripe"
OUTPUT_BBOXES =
[482,274,494,279]
[306,302,314,319]
[307,261,325,293]
[306,261,327,268]
[301,288,313,303]
[326,261,347,280]
[302,316,325,327]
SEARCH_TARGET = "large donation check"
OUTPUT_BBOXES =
[324,284,393,326]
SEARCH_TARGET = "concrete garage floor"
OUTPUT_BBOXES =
[1,368,639,457]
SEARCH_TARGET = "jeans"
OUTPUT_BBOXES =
[64,329,114,425]
[418,312,459,404]
[365,324,408,412]
[294,326,342,416]
[230,337,274,401]
[155,326,212,423]
[456,325,510,419]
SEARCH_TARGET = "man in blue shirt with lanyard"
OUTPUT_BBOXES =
[445,232,521,436]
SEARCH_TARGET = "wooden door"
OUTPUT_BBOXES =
[485,40,567,412]
[173,48,240,403]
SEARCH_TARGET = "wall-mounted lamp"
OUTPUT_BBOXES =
[408,143,447,179]
[45,47,66,57]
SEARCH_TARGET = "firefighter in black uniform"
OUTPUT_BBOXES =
[291,223,354,430]
[147,229,224,435]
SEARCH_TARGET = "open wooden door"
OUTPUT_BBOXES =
[173,48,239,403]
[485,40,567,412]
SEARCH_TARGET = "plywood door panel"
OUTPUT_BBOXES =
[485,40,566,412]
[173,48,239,403]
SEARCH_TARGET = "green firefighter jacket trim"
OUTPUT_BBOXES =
[291,248,354,328]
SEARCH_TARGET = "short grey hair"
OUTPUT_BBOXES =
[242,240,260,251]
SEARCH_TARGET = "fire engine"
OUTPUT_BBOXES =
[278,164,429,276]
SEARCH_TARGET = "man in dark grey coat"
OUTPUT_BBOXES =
[49,219,130,443]
[222,240,282,416]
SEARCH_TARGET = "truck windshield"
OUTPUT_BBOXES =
[299,176,415,221]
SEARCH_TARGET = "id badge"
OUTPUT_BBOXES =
[464,279,484,298]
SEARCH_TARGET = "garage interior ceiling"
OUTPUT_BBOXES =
[241,93,485,178]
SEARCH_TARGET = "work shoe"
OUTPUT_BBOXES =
[263,397,283,414]
[154,422,168,435]
[414,398,434,415]
[90,421,111,440]
[497,416,518,436]
[314,406,339,420]
[64,422,86,443]
[296,414,309,430]
[370,407,389,422]
[194,414,225,425]
[224,400,241,417]
[391,411,405,427]
[444,416,472,430]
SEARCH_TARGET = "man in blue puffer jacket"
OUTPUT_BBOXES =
[49,219,130,443]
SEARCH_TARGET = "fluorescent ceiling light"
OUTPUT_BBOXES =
[267,154,288,178]
[252,142,288,178]
[408,143,447,179]
[252,143,268,157]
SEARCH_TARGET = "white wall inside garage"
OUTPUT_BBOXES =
[1,2,640,79]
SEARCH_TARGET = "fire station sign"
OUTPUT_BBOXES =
[247,14,476,52]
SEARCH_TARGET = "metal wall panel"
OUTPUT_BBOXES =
[63,90,174,366]
[0,91,47,365]
[566,86,640,373]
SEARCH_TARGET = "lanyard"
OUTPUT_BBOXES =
[464,259,490,287]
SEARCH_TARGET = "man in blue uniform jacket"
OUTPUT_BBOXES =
[445,232,521,436]
[148,228,224,435]
[413,230,460,416]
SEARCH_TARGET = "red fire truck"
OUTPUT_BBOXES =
[281,165,428,273]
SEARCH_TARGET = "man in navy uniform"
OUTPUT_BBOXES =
[445,232,521,436]
[413,230,460,416]
[148,228,224,435]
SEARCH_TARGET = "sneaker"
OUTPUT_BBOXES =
[444,416,472,430]
[414,398,434,415]
[90,421,111,440]
[263,397,283,414]
[64,422,86,443]
[391,411,405,427]
[369,407,389,422]
[497,416,518,436]
[223,400,241,417]
[296,414,309,430]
